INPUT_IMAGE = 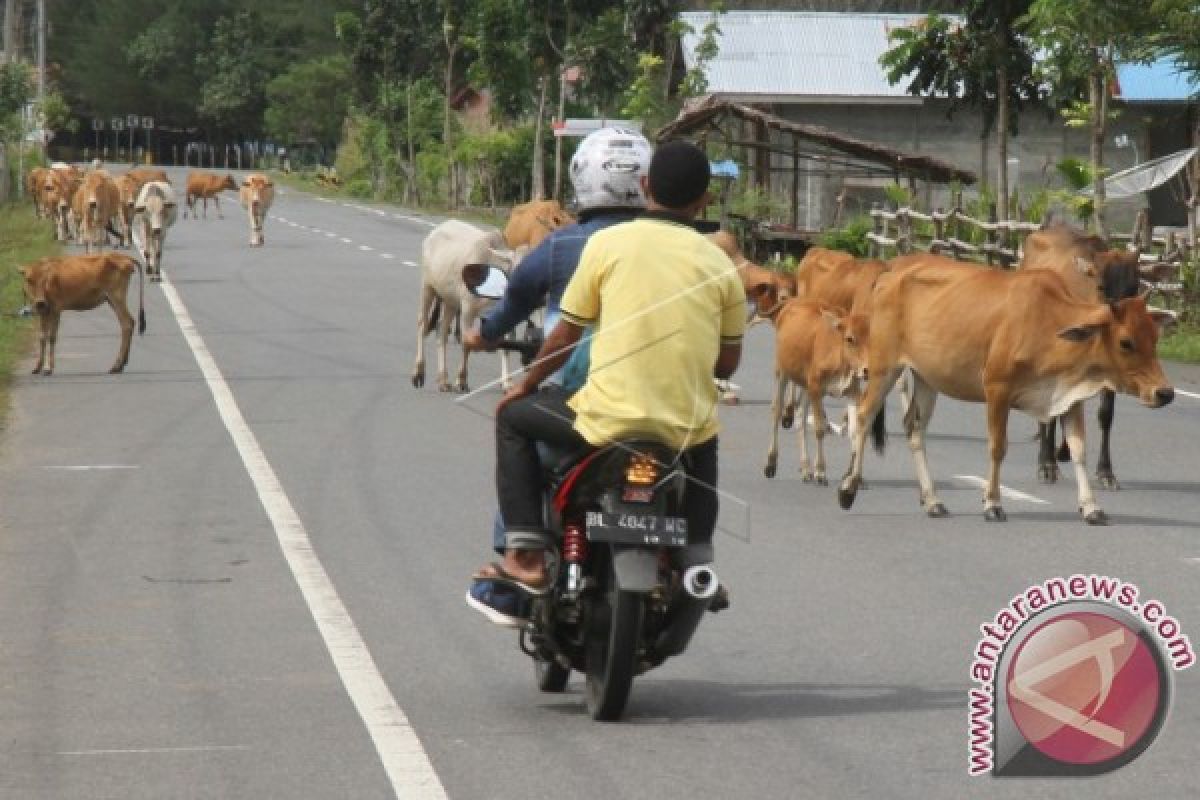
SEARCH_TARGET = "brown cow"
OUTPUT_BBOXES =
[184,171,238,219]
[238,173,276,246]
[503,200,575,249]
[1019,224,1144,488]
[837,254,1174,525]
[127,167,170,186]
[27,168,49,218]
[19,253,145,376]
[763,300,873,485]
[795,246,888,315]
[76,170,122,253]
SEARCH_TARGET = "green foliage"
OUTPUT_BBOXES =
[675,3,723,99]
[0,63,34,136]
[571,9,638,116]
[819,215,873,257]
[883,183,914,208]
[621,54,669,126]
[0,204,60,410]
[728,182,787,222]
[264,56,351,147]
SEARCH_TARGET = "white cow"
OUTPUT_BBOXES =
[131,181,178,282]
[412,219,524,392]
[238,173,275,246]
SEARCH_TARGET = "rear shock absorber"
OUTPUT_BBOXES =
[563,522,588,592]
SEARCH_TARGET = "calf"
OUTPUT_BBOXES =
[132,181,178,281]
[504,200,575,249]
[76,170,122,253]
[763,300,873,485]
[413,219,523,392]
[238,173,275,246]
[837,254,1174,525]
[184,171,238,219]
[19,253,145,375]
[1019,224,1143,488]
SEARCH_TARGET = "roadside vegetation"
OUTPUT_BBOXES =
[0,205,60,416]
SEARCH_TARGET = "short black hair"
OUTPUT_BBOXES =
[647,140,710,209]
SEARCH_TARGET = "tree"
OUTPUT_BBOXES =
[196,10,275,135]
[881,4,1043,220]
[1025,0,1164,236]
[0,61,34,199]
[264,56,351,148]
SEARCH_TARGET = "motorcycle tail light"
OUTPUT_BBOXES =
[625,452,658,486]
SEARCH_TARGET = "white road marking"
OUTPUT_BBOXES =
[340,237,353,244]
[403,260,418,268]
[952,475,1049,505]
[158,275,448,800]
[359,245,373,252]
[41,465,139,471]
[380,253,395,260]
[58,745,250,756]
[1178,388,1200,401]
[325,232,337,238]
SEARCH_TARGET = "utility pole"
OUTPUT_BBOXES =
[37,0,45,103]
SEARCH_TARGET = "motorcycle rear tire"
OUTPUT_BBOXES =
[584,579,644,721]
[534,657,570,692]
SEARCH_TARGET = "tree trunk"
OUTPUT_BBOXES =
[406,80,420,206]
[443,12,458,209]
[996,61,1009,222]
[1089,63,1108,238]
[531,75,548,202]
[552,66,567,202]
[3,0,20,63]
[0,142,9,202]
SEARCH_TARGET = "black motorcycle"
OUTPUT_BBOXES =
[464,263,721,720]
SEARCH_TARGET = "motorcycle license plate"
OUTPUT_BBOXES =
[585,510,688,547]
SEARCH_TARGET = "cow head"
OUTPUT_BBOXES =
[1057,297,1174,408]
[824,308,872,384]
[746,273,796,322]
[222,174,238,191]
[19,260,56,316]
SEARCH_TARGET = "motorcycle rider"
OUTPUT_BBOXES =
[464,127,652,623]
[469,140,744,622]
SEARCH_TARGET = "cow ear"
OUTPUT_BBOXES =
[1074,255,1095,277]
[1147,307,1179,333]
[1058,305,1112,342]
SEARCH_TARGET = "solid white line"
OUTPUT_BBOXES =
[157,275,447,800]
[1178,388,1200,400]
[41,465,139,471]
[952,475,1049,505]
[59,745,250,756]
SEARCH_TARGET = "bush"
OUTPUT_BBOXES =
[345,179,372,199]
[819,214,873,257]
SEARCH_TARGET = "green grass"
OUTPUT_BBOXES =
[0,204,60,420]
[1159,326,1200,364]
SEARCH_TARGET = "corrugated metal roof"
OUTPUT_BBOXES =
[1114,61,1199,103]
[679,11,946,100]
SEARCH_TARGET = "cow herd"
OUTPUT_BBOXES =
[19,162,277,375]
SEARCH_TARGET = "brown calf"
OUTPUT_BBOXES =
[20,253,145,375]
[184,171,238,219]
[503,200,575,249]
[838,254,1174,524]
[238,173,276,246]
[76,170,122,253]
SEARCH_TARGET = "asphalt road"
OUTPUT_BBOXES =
[2,170,1198,799]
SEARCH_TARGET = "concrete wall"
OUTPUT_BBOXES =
[756,99,1153,232]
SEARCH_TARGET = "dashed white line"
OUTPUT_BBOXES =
[325,232,337,238]
[359,245,373,252]
[380,253,395,260]
[340,237,353,244]
[158,274,448,799]
[952,475,1049,505]
[403,260,418,268]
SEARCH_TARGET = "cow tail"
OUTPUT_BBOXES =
[137,257,146,334]
[870,406,887,456]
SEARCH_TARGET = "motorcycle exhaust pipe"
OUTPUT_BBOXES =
[653,565,719,662]
[682,564,719,600]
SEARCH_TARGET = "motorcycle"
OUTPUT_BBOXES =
[465,263,721,720]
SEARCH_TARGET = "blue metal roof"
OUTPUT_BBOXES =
[1114,61,1199,102]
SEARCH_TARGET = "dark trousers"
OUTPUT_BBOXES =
[496,387,720,565]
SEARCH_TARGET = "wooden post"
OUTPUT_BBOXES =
[791,137,799,230]
[870,202,882,259]
[933,208,944,255]
[898,208,911,254]
[986,202,998,267]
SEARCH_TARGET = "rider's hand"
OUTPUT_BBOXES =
[464,327,495,353]
[496,381,533,416]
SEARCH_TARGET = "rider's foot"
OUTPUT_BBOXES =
[708,584,730,613]
[473,549,550,593]
[465,580,528,627]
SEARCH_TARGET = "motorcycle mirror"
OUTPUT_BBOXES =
[463,263,509,299]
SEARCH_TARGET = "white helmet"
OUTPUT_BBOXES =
[569,126,652,210]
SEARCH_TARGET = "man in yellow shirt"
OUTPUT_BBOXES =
[470,140,745,615]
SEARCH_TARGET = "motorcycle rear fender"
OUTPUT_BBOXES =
[611,547,659,592]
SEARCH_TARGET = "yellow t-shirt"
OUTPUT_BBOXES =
[559,216,746,451]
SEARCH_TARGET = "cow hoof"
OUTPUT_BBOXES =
[1084,509,1110,526]
[411,374,424,388]
[41,369,52,376]
[455,382,468,393]
[763,463,776,479]
[1097,472,1120,491]
[983,506,1007,522]
[780,410,794,429]
[438,383,453,393]
[837,483,857,510]
[1038,465,1060,484]
[927,502,950,518]
[109,366,124,374]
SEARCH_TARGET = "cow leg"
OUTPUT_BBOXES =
[435,302,453,392]
[1037,417,1060,483]
[796,391,813,481]
[781,382,796,429]
[764,371,787,478]
[32,313,51,374]
[838,364,902,510]
[215,196,223,220]
[412,285,435,388]
[106,292,136,373]
[42,311,61,376]
[1095,389,1119,490]
[1063,402,1107,525]
[906,373,948,517]
[808,384,830,486]
[982,389,1011,522]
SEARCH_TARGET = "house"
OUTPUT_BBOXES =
[678,10,1196,230]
